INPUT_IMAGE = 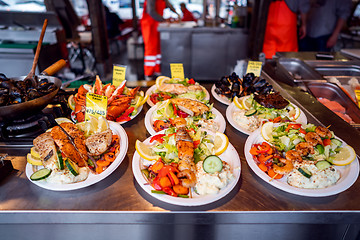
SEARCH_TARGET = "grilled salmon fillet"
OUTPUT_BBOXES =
[33,132,58,169]
[85,129,113,156]
[171,98,209,116]
[51,122,87,167]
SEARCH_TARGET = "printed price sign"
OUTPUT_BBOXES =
[170,63,185,79]
[85,93,108,121]
[355,89,360,108]
[113,65,126,87]
[246,61,263,77]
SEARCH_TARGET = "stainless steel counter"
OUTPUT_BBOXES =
[1,74,360,240]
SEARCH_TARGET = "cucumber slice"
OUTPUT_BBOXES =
[57,151,64,170]
[30,168,52,181]
[316,160,331,170]
[65,158,79,176]
[203,155,223,173]
[245,109,257,117]
[331,139,342,147]
[298,167,312,178]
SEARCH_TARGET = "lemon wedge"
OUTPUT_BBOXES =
[214,132,229,156]
[233,96,244,109]
[331,145,356,166]
[135,140,159,161]
[156,76,170,88]
[55,117,73,125]
[288,104,301,121]
[138,95,149,108]
[261,121,274,142]
[97,116,109,132]
[30,147,41,159]
[68,95,75,111]
[241,95,253,110]
[27,153,43,166]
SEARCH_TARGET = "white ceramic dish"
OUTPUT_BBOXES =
[26,121,128,191]
[132,131,241,206]
[226,102,307,135]
[211,84,232,105]
[144,105,226,135]
[244,128,359,197]
[145,85,210,107]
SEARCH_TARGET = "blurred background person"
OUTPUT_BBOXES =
[180,2,197,22]
[104,5,124,39]
[299,0,352,52]
[262,0,310,59]
[141,0,180,80]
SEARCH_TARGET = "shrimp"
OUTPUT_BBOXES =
[305,132,323,146]
[177,169,196,188]
[315,126,332,139]
[295,142,315,156]
[285,150,303,163]
[172,118,187,128]
[273,158,294,175]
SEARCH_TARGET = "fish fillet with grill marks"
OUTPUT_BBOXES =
[85,129,113,156]
[51,122,88,167]
[171,98,209,116]
[33,132,58,169]
[158,83,203,95]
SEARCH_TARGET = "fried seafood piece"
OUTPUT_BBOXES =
[177,141,194,163]
[85,129,113,156]
[51,122,87,167]
[33,132,58,169]
[170,98,209,116]
[172,118,187,128]
[158,83,203,95]
[253,92,289,109]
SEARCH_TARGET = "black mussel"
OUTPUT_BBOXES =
[38,83,56,95]
[0,79,15,89]
[39,78,49,88]
[253,79,267,88]
[259,84,273,95]
[243,72,255,82]
[10,96,22,104]
[221,76,231,86]
[9,86,22,98]
[220,84,230,92]
[215,81,223,88]
[0,73,8,82]
[0,94,9,106]
[231,82,241,93]
[0,87,9,95]
[24,78,35,89]
[27,88,41,99]
[16,81,27,92]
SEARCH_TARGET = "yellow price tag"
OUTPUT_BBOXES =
[355,89,360,108]
[170,63,185,79]
[85,93,108,121]
[246,61,263,77]
[113,65,126,87]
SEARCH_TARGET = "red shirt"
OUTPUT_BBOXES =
[182,8,197,22]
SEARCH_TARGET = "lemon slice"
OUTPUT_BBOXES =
[55,117,73,125]
[156,76,170,88]
[68,95,75,111]
[135,140,159,161]
[76,121,87,132]
[331,145,356,166]
[27,153,43,166]
[214,132,229,156]
[233,96,244,109]
[288,104,301,121]
[88,115,98,134]
[97,116,109,132]
[30,147,41,159]
[138,95,149,108]
[261,121,274,141]
[240,95,253,110]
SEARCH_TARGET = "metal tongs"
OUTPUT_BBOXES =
[55,122,97,169]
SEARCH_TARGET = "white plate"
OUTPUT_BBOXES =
[132,131,241,206]
[26,121,128,191]
[226,102,308,135]
[211,84,232,105]
[71,104,143,125]
[144,105,226,135]
[146,84,210,107]
[244,128,359,197]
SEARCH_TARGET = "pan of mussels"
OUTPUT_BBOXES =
[0,60,66,121]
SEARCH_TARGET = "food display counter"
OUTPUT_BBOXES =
[1,62,360,239]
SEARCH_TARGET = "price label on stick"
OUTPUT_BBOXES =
[85,93,108,121]
[113,65,126,87]
[246,61,263,77]
[170,63,185,79]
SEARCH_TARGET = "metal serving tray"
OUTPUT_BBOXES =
[277,58,324,82]
[315,65,360,77]
[305,82,360,125]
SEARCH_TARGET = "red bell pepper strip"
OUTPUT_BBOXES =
[158,165,178,178]
[162,187,178,197]
[116,115,131,122]
[172,103,177,116]
[167,171,180,185]
[150,134,166,143]
[323,138,332,146]
[151,176,163,191]
[177,109,189,118]
[285,123,307,134]
[187,78,195,85]
[193,140,201,149]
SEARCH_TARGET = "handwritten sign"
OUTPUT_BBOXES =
[85,93,108,121]
[170,63,185,79]
[246,61,263,77]
[112,65,126,87]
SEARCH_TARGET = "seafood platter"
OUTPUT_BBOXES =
[71,76,148,124]
[144,97,226,135]
[133,118,240,206]
[145,76,210,107]
[244,121,358,197]
[26,117,128,191]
